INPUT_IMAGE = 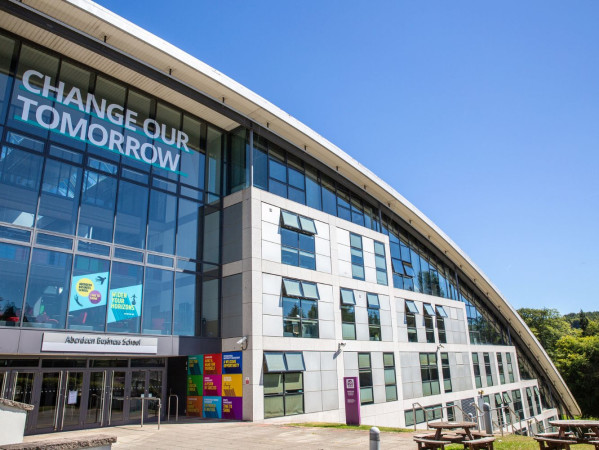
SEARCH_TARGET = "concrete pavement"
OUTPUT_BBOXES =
[22,419,419,449]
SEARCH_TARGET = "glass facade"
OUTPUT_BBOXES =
[0,15,570,423]
[0,31,226,337]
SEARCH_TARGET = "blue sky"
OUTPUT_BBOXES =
[96,1,599,314]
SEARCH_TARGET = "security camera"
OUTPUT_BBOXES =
[236,336,248,345]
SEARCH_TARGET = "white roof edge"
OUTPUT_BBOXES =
[35,0,579,415]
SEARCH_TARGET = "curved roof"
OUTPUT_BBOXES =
[1,0,580,416]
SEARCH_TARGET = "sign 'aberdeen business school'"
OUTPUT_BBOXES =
[15,69,190,176]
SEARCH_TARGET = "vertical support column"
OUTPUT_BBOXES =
[249,128,254,187]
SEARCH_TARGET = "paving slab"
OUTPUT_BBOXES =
[22,420,418,449]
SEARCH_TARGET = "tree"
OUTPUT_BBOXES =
[553,335,599,418]
[517,308,573,358]
[579,310,590,335]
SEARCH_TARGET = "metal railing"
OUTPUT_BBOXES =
[167,394,179,422]
[129,396,161,430]
[411,402,476,431]
[470,402,531,436]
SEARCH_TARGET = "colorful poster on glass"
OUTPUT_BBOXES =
[203,397,222,418]
[203,353,222,375]
[107,284,142,323]
[222,352,242,374]
[222,374,242,397]
[203,375,221,397]
[222,397,242,420]
[69,272,109,312]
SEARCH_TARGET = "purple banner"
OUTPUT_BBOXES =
[222,396,243,420]
[343,376,361,425]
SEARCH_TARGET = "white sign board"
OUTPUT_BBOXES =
[41,332,158,354]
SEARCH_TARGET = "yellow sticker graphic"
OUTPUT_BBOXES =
[76,278,94,296]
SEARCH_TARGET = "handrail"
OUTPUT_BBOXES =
[470,402,504,436]
[411,402,476,430]
[167,394,179,422]
[130,396,161,430]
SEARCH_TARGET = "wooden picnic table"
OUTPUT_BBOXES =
[428,421,478,441]
[549,419,599,443]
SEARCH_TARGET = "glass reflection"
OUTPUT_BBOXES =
[23,248,72,329]
[114,180,148,249]
[0,243,29,326]
[142,268,173,335]
[37,159,82,235]
[0,146,43,227]
[78,170,117,242]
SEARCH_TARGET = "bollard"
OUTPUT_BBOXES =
[483,402,493,435]
[370,426,380,450]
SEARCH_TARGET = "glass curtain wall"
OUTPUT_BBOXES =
[0,31,228,337]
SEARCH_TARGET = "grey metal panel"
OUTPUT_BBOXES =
[322,389,339,411]
[222,203,243,264]
[0,329,20,353]
[303,351,321,371]
[304,391,323,413]
[221,274,243,338]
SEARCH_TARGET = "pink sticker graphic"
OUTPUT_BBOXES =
[88,290,102,304]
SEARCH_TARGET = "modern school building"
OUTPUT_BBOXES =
[0,0,579,435]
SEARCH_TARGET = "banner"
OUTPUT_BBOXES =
[69,271,109,312]
[107,284,142,323]
[222,352,242,374]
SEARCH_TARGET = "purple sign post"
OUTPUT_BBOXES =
[343,376,361,425]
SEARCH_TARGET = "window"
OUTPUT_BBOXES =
[384,353,397,401]
[358,353,373,404]
[494,393,506,427]
[472,353,482,389]
[23,248,72,329]
[497,353,505,384]
[502,391,513,424]
[263,352,305,418]
[0,243,30,327]
[367,293,381,341]
[282,279,319,338]
[436,305,447,344]
[483,352,493,386]
[350,233,365,280]
[506,353,515,383]
[280,210,316,234]
[405,300,419,343]
[373,241,388,285]
[533,386,542,414]
[420,353,440,396]
[441,353,452,393]
[340,288,356,340]
[512,389,523,420]
[404,404,442,426]
[423,303,435,343]
[281,226,315,270]
[526,387,536,416]
[446,402,455,422]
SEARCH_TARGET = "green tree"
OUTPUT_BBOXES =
[579,310,590,335]
[553,335,599,417]
[517,308,572,358]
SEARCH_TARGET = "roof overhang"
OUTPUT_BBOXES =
[0,0,581,416]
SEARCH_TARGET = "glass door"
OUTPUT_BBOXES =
[85,371,106,427]
[10,371,35,432]
[147,370,163,421]
[35,372,62,432]
[0,370,7,398]
[129,371,146,422]
[60,371,84,430]
[108,371,127,425]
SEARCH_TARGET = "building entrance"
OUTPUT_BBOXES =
[0,359,166,435]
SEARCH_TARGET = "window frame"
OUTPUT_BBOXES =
[358,352,373,405]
